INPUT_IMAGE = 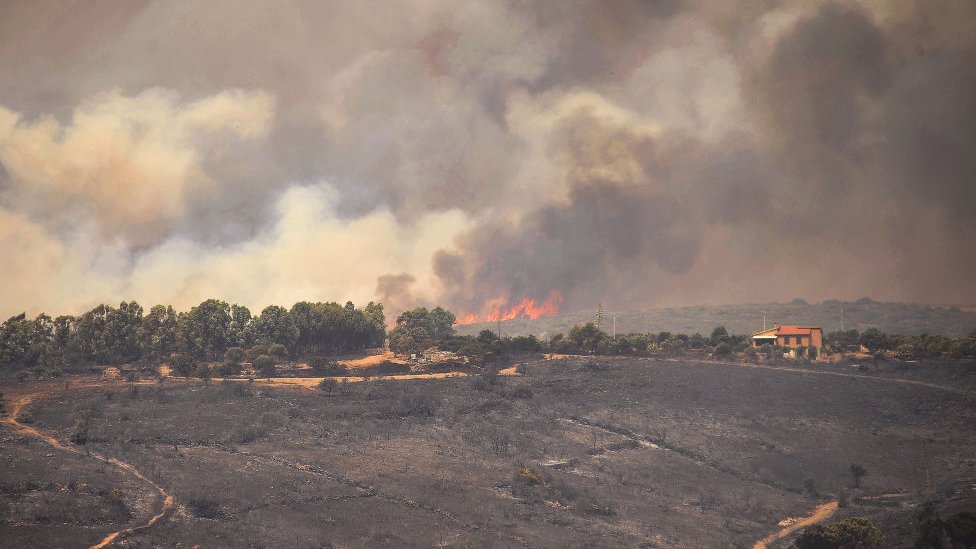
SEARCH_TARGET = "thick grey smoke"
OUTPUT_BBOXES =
[0,1,973,319]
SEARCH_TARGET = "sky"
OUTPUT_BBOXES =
[0,0,974,320]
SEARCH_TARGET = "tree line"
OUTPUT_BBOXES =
[0,299,386,372]
[442,322,976,364]
[824,327,976,359]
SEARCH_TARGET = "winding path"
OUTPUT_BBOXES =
[1,385,174,549]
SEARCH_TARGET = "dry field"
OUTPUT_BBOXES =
[2,357,975,548]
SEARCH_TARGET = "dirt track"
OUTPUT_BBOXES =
[2,383,173,549]
[753,501,839,549]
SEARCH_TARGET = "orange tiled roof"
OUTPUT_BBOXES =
[775,325,821,336]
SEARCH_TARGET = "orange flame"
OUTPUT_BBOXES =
[456,313,479,325]
[454,291,564,325]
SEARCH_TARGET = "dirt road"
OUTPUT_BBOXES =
[753,500,838,549]
[1,383,174,549]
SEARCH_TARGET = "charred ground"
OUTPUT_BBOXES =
[2,357,975,548]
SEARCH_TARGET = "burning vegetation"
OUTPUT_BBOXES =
[454,291,564,325]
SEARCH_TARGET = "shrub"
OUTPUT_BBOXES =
[850,463,867,488]
[187,497,222,519]
[70,420,88,445]
[103,488,131,521]
[502,384,534,400]
[515,467,543,486]
[354,361,410,377]
[245,344,270,362]
[223,347,245,366]
[253,355,275,378]
[235,425,268,443]
[217,362,241,377]
[319,378,338,395]
[268,343,288,359]
[713,342,732,356]
[391,392,439,418]
[309,358,347,376]
[916,511,976,548]
[195,363,212,383]
[470,369,500,391]
[744,347,758,361]
[795,517,883,549]
[172,354,197,377]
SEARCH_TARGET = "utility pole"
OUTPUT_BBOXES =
[497,317,502,340]
[841,305,845,332]
[612,316,616,339]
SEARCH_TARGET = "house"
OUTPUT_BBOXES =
[752,325,823,355]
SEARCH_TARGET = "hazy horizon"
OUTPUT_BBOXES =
[2,1,974,320]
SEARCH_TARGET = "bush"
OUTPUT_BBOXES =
[502,384,534,399]
[309,358,347,376]
[318,378,338,395]
[916,511,976,548]
[253,355,275,378]
[795,517,883,549]
[850,463,867,488]
[515,467,543,486]
[187,497,222,519]
[713,342,732,356]
[18,409,33,424]
[195,363,212,382]
[104,488,130,520]
[744,347,758,361]
[268,343,288,359]
[470,369,500,391]
[354,361,410,377]
[172,353,197,377]
[217,362,241,377]
[245,344,270,362]
[223,347,245,366]
[70,420,88,445]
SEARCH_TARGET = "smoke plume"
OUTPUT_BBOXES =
[0,0,973,319]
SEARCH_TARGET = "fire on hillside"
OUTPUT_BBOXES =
[454,290,563,325]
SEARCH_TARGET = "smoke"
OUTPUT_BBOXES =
[0,0,973,318]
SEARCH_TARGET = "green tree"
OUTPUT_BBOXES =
[390,326,433,357]
[253,305,299,352]
[428,307,456,341]
[253,354,275,378]
[859,328,887,353]
[187,299,232,361]
[477,330,499,344]
[139,305,177,363]
[915,511,976,548]
[363,301,386,347]
[713,342,732,356]
[223,347,245,366]
[568,323,606,354]
[710,326,729,345]
[795,517,883,549]
[228,304,253,348]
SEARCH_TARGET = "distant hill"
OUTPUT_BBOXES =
[455,299,976,339]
